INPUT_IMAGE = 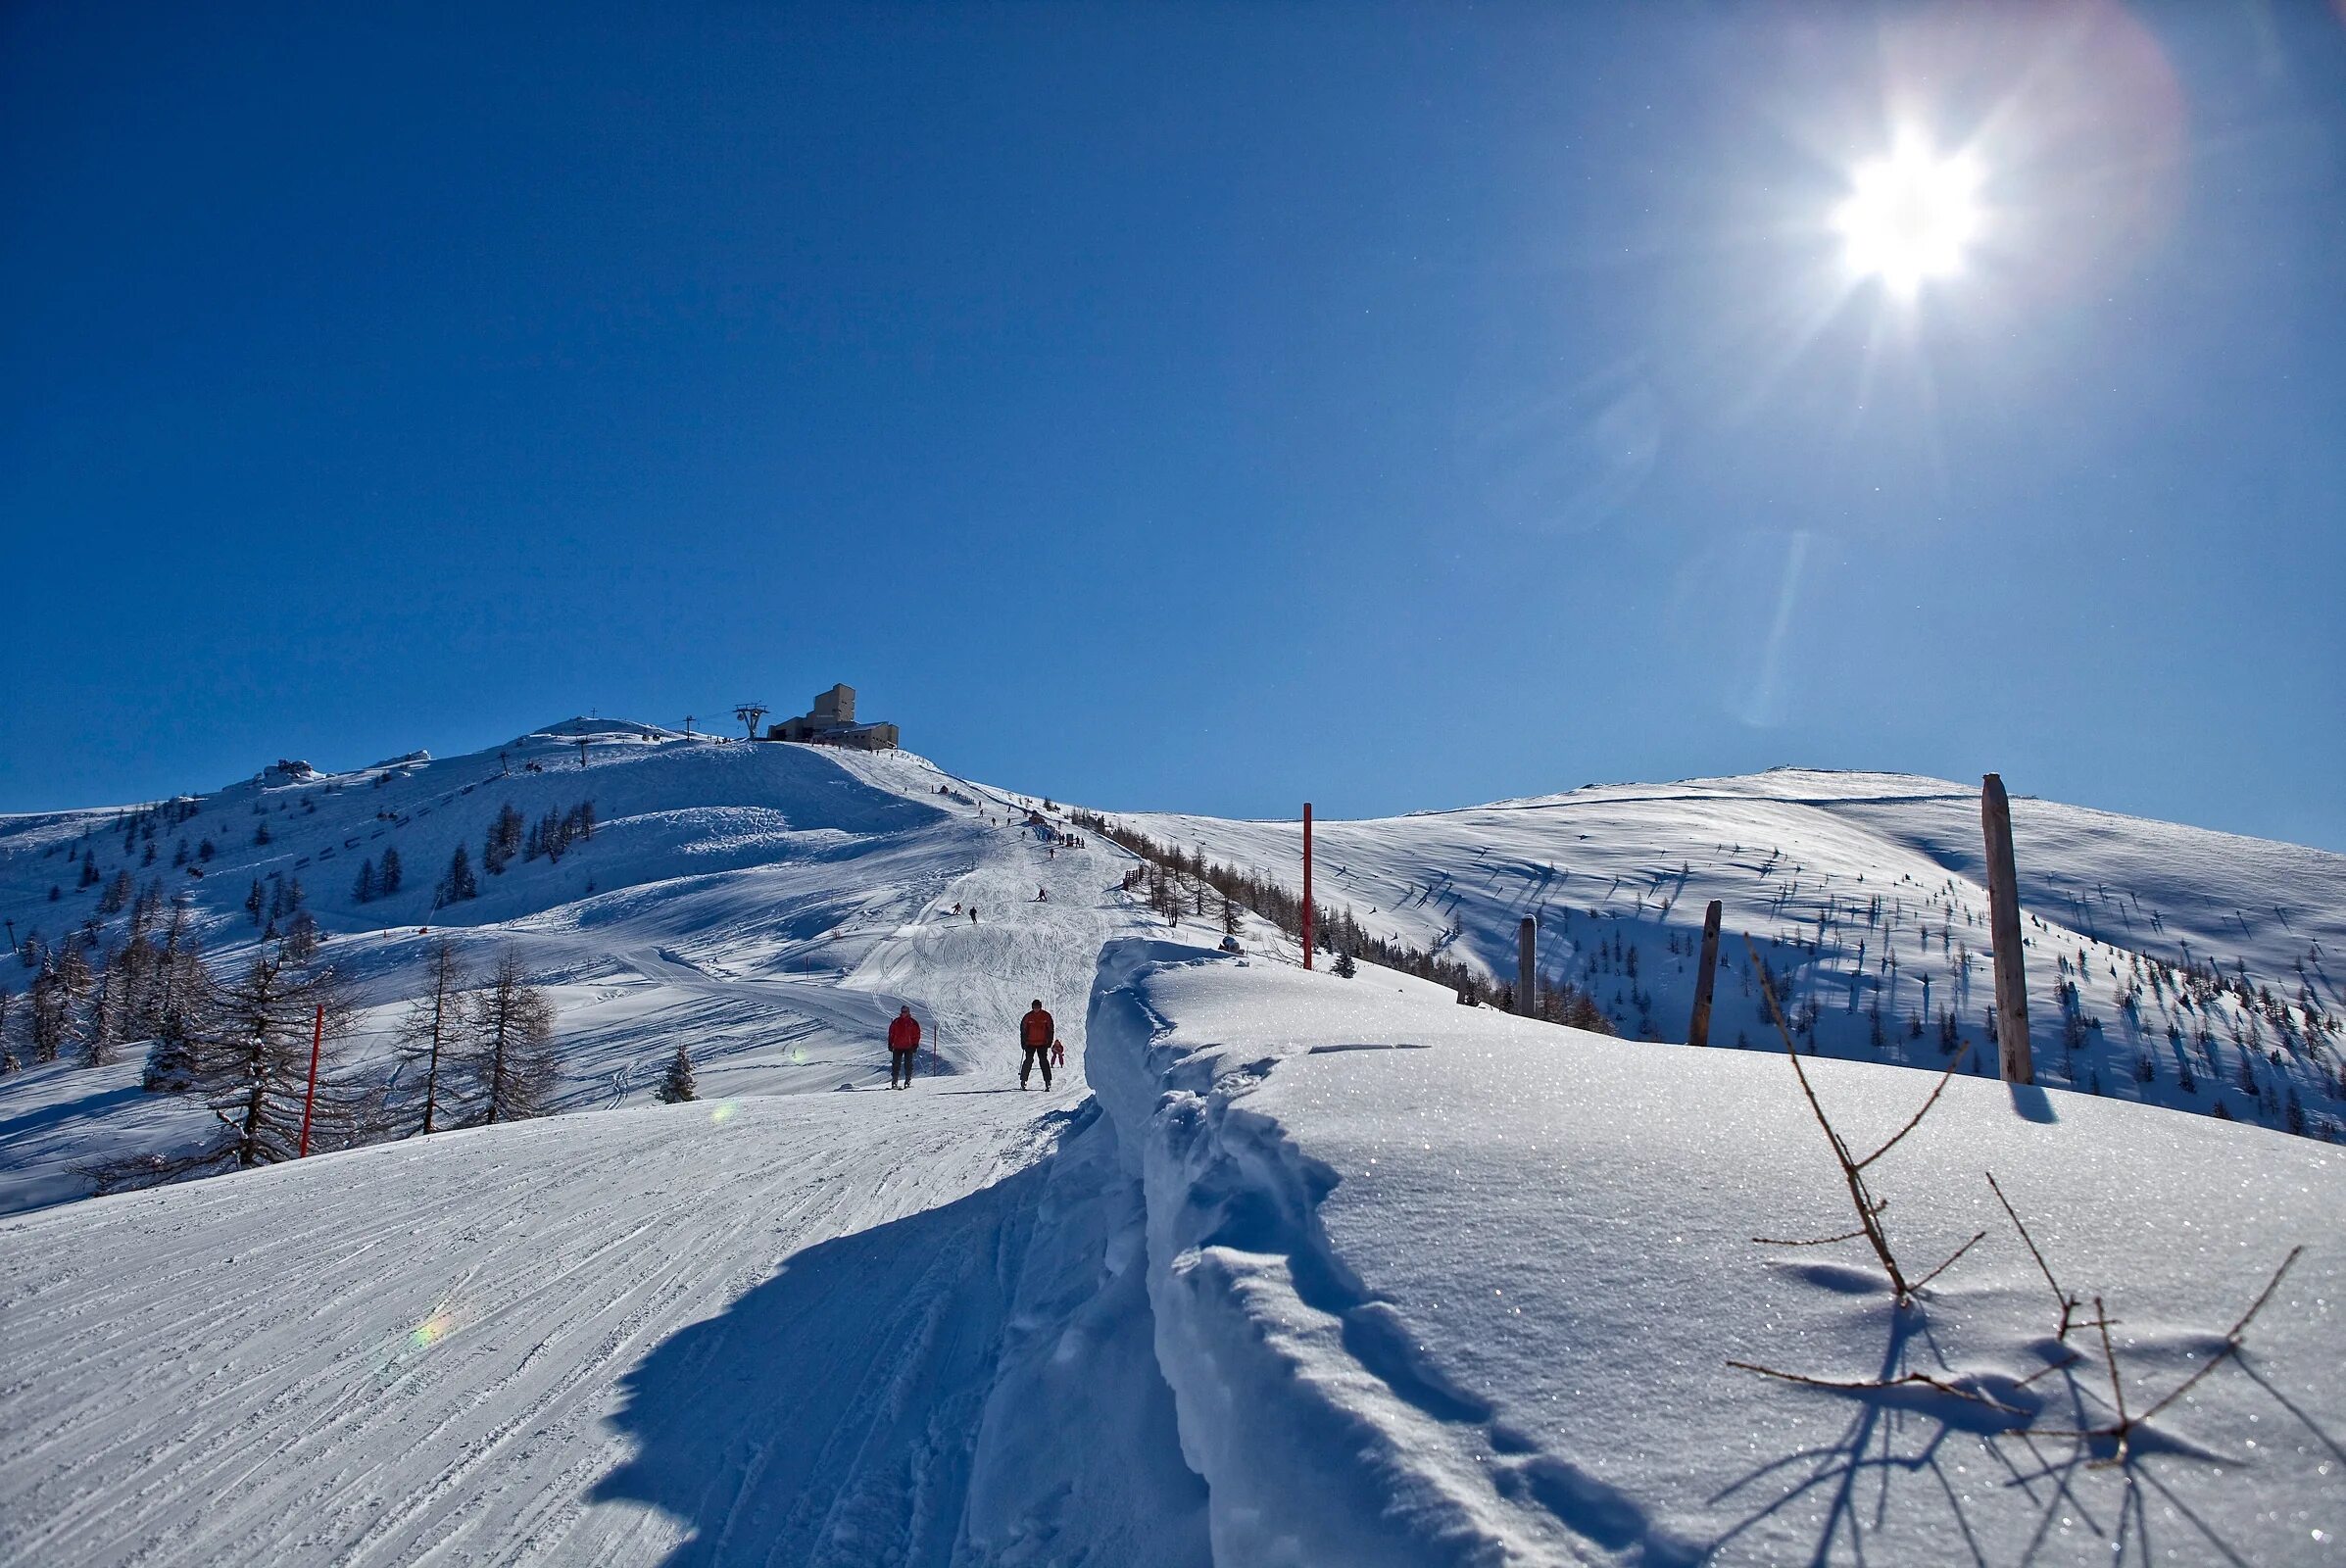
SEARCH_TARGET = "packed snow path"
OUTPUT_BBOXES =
[0,1085,1206,1566]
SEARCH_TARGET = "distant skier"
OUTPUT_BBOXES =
[970,906,980,924]
[1051,1037,1065,1068]
[887,1005,922,1089]
[1019,1000,1054,1091]
[1036,886,1049,903]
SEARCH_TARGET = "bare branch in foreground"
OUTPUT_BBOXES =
[2135,1246,2304,1426]
[1986,1169,2081,1340]
[1752,1227,1869,1249]
[1728,1360,2026,1416]
[1906,1229,1989,1294]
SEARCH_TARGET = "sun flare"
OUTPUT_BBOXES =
[1835,136,1981,297]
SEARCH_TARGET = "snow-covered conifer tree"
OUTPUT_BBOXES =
[437,844,478,906]
[483,804,524,875]
[658,1042,697,1103]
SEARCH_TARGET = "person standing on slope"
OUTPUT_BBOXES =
[887,1004,922,1090]
[1019,999,1054,1091]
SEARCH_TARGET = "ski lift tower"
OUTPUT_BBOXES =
[734,702,769,741]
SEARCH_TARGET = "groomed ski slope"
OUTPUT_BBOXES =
[1086,942,2345,1566]
[1,748,1221,1567]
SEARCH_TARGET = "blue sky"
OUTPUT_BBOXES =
[5,3,2342,848]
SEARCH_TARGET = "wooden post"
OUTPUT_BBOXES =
[1517,917,1536,1016]
[1301,803,1314,969]
[1981,773,2034,1084]
[1687,899,1723,1047]
[297,1003,324,1157]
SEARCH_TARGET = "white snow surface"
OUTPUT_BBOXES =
[1106,769,2346,1139]
[4,736,2341,1566]
[1086,941,2344,1566]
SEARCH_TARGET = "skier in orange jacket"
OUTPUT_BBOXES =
[887,1005,921,1090]
[1019,1000,1054,1091]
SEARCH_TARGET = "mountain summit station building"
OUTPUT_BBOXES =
[768,684,900,750]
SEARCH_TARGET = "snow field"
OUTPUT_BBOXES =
[1109,769,2346,1138]
[1086,940,2345,1565]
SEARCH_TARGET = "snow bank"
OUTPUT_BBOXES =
[1087,939,2345,1565]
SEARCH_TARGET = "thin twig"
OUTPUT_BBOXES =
[1986,1169,2079,1340]
[2092,1298,2130,1459]
[1855,1059,1961,1169]
[1728,1360,2026,1415]
[1752,1227,1868,1248]
[1747,938,1912,1299]
[1907,1230,1989,1294]
[2136,1246,2303,1425]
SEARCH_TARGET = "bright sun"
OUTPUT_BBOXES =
[1834,136,1981,297]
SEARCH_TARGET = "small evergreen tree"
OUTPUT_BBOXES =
[658,1041,698,1103]
[81,949,126,1066]
[353,858,377,904]
[483,803,524,875]
[437,844,478,907]
[140,929,212,1094]
[281,910,321,963]
[1333,948,1358,978]
[244,879,266,926]
[253,819,271,847]
[378,847,404,895]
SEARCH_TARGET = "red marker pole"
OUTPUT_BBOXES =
[298,1003,323,1157]
[1301,803,1314,970]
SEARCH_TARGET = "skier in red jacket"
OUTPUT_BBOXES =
[887,1004,922,1089]
[1019,1000,1054,1091]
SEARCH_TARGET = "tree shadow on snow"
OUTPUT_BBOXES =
[590,1161,1048,1567]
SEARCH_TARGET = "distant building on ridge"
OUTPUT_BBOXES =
[768,683,900,750]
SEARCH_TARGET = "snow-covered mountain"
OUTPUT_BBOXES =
[0,723,1106,1211]
[3,731,2340,1565]
[1105,768,2346,1139]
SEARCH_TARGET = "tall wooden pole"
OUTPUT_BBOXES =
[1981,773,2034,1084]
[1687,899,1723,1047]
[1301,804,1314,970]
[297,1003,324,1157]
[1517,917,1536,1016]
